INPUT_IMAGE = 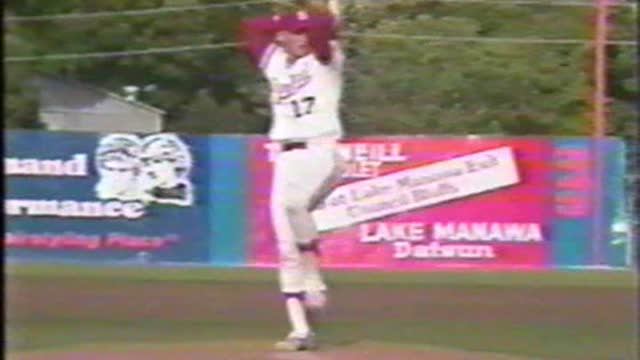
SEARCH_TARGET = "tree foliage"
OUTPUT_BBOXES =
[4,0,637,137]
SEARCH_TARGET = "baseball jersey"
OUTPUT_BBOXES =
[240,14,344,142]
[260,42,344,141]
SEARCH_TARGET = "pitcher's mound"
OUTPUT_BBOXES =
[7,340,542,360]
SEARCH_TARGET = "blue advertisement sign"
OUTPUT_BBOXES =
[601,139,629,267]
[5,130,212,264]
[5,131,630,270]
[551,138,629,268]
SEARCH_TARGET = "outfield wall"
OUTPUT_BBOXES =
[4,130,632,270]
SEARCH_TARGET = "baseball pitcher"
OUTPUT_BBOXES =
[240,0,345,351]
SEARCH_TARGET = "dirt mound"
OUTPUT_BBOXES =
[7,341,542,360]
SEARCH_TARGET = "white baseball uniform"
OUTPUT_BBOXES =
[241,12,346,341]
[261,40,346,295]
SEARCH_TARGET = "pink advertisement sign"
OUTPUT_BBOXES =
[248,137,554,270]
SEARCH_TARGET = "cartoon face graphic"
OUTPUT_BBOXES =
[139,134,191,189]
[94,133,194,206]
[94,134,143,201]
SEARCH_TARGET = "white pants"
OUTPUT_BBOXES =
[270,138,346,294]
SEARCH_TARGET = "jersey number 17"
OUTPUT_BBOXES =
[291,96,316,118]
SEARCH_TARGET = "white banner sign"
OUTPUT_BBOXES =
[313,146,521,231]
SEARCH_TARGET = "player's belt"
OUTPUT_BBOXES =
[282,141,307,152]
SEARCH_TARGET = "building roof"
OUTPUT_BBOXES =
[33,76,166,116]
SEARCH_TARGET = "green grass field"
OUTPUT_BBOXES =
[5,264,638,360]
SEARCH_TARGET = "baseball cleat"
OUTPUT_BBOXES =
[274,333,317,351]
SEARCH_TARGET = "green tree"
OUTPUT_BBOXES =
[342,1,596,135]
[4,0,270,132]
[3,0,636,137]
[608,6,638,139]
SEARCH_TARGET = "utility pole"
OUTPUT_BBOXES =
[591,0,609,266]
[593,0,608,138]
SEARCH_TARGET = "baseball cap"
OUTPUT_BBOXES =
[279,14,311,34]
